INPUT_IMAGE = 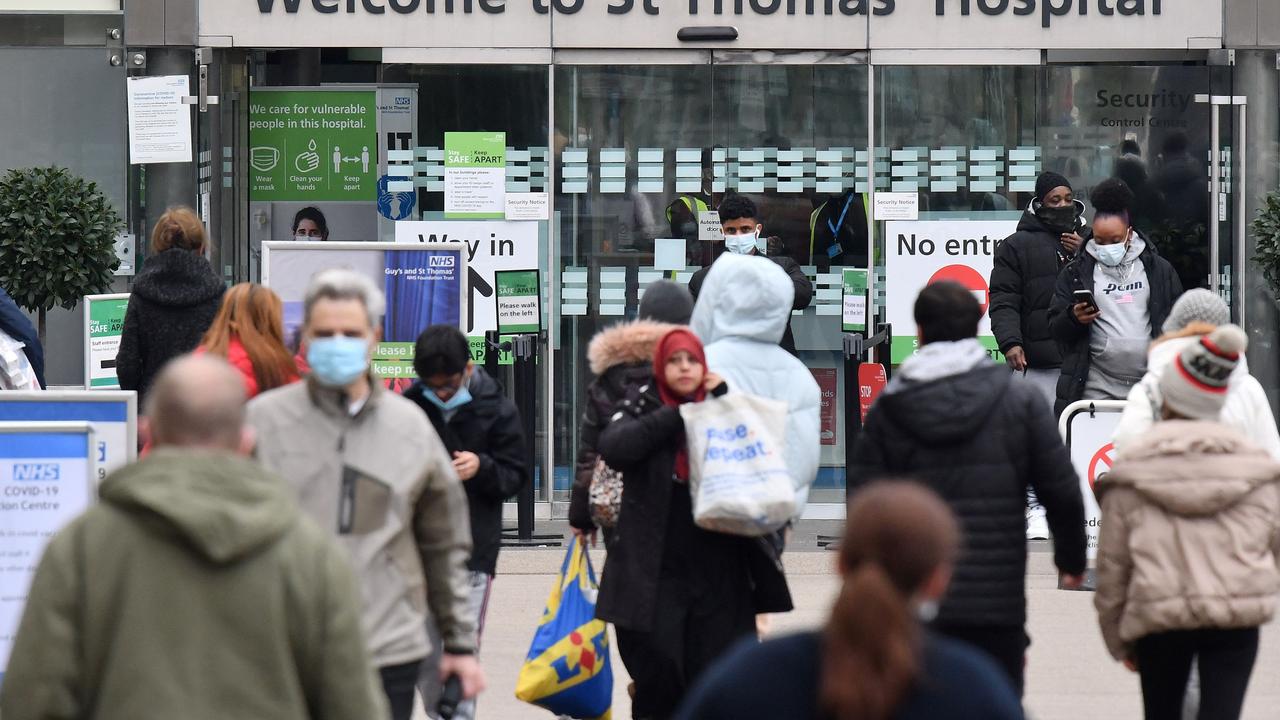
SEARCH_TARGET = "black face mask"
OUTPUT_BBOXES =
[1034,200,1081,234]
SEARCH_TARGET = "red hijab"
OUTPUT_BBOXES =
[654,328,708,481]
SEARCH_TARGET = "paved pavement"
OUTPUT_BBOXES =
[414,535,1280,719]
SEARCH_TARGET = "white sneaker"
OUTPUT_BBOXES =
[1026,504,1050,540]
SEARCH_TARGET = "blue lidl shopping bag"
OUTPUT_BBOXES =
[515,541,613,719]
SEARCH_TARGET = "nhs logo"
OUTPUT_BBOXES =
[395,96,411,107]
[14,463,60,481]
[428,255,456,268]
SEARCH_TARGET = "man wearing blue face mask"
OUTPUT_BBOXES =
[403,324,527,720]
[688,195,813,356]
[247,270,486,720]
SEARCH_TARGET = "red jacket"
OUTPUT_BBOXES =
[197,336,301,399]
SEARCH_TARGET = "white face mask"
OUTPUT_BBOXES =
[1096,241,1129,267]
[724,231,758,255]
[294,234,311,243]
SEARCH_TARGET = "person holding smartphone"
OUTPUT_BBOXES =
[1048,179,1183,418]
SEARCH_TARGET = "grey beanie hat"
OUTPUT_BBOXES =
[1162,288,1230,334]
[1160,323,1247,420]
[639,280,694,325]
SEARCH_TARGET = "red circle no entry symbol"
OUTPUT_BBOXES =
[1088,442,1116,490]
[928,264,990,316]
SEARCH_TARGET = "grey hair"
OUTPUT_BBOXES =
[303,268,385,330]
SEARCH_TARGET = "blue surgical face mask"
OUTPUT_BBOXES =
[724,231,756,255]
[1096,240,1129,267]
[306,336,370,387]
[424,384,473,412]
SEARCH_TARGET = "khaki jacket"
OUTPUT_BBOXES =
[1095,421,1280,661]
[248,378,476,667]
[0,450,386,720]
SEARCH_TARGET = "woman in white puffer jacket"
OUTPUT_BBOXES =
[1112,289,1280,460]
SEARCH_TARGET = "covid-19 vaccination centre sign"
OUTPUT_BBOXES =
[885,220,1017,364]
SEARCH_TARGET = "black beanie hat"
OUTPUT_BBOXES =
[1034,172,1072,202]
[639,280,694,325]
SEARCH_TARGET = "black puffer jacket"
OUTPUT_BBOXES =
[851,363,1086,629]
[404,367,528,576]
[989,210,1087,369]
[117,249,224,402]
[595,382,792,632]
[1047,241,1183,417]
[570,319,679,532]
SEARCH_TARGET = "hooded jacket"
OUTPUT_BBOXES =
[1095,421,1280,661]
[989,208,1087,369]
[688,241,814,356]
[1047,234,1182,417]
[404,367,528,576]
[1112,324,1280,461]
[690,253,820,515]
[0,449,386,720]
[570,319,679,531]
[851,340,1087,628]
[117,248,225,402]
[247,378,477,666]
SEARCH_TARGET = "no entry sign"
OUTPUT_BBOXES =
[885,220,1016,363]
[1061,401,1126,560]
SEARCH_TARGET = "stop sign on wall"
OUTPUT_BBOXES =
[928,263,990,317]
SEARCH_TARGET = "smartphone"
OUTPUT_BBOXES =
[1073,289,1099,313]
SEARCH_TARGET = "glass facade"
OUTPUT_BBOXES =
[0,11,1251,502]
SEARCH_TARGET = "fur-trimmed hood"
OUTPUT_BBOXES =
[587,319,680,376]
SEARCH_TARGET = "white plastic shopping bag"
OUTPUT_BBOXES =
[679,391,795,536]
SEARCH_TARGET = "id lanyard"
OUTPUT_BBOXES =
[826,192,856,259]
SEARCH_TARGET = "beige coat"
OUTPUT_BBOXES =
[248,378,475,667]
[1095,421,1280,661]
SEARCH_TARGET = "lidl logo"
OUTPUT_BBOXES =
[550,629,608,684]
[14,463,60,481]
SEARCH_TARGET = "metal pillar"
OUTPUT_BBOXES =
[141,48,197,255]
[1237,51,1280,416]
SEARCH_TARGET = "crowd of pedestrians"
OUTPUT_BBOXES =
[3,181,1280,720]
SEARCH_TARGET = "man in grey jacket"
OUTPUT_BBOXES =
[248,269,484,720]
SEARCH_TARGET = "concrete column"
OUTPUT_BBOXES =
[1237,50,1280,415]
[142,47,197,257]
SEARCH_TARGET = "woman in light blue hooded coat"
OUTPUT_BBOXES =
[689,252,822,515]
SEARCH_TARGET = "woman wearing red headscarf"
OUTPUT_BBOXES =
[594,328,792,719]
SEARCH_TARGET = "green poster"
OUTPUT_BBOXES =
[249,90,378,202]
[86,295,129,389]
[495,269,541,335]
[469,336,515,367]
[371,341,416,379]
[445,131,506,219]
[841,268,868,333]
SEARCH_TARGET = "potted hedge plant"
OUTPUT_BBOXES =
[0,166,121,343]
[1252,189,1280,303]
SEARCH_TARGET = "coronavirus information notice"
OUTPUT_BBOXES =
[0,426,94,675]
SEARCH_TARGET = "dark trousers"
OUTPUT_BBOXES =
[614,576,756,720]
[380,660,424,720]
[932,623,1029,698]
[1134,628,1260,720]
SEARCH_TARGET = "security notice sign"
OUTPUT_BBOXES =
[249,89,379,202]
[885,220,1017,363]
[0,422,95,676]
[83,294,129,390]
[445,132,506,219]
[495,270,541,335]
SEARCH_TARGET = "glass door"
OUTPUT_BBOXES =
[553,52,870,512]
